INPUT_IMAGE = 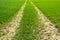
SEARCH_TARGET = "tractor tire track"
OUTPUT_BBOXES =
[30,1,60,40]
[0,0,27,40]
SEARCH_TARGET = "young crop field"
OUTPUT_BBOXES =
[32,0,60,30]
[0,0,25,28]
[0,0,60,40]
[12,1,40,40]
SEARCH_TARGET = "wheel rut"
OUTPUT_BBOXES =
[30,1,60,40]
[0,0,27,40]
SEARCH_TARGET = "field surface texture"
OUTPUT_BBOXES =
[0,0,60,40]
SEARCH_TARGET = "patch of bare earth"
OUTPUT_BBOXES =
[30,1,60,40]
[0,0,27,40]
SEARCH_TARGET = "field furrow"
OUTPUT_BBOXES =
[30,1,60,40]
[31,0,60,30]
[0,0,25,28]
[0,0,27,40]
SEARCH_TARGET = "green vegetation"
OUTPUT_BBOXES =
[32,0,60,30]
[0,0,25,28]
[13,1,40,40]
[0,0,60,39]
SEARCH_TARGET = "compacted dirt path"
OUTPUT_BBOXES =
[30,1,60,40]
[0,0,27,40]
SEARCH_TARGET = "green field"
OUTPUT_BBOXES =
[32,0,60,30]
[0,0,60,40]
[13,1,40,40]
[0,0,25,28]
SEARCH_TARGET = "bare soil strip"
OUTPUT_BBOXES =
[0,0,27,40]
[30,1,60,40]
